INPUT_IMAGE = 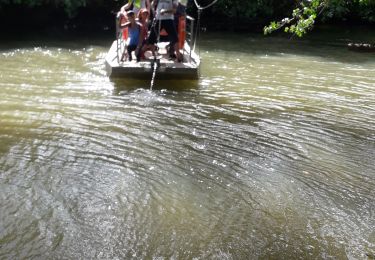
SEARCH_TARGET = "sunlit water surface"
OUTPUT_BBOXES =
[1,32,375,259]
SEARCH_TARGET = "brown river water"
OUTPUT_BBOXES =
[0,30,375,259]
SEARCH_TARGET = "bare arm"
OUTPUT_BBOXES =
[145,0,151,14]
[121,0,133,12]
[119,22,131,29]
[151,0,157,14]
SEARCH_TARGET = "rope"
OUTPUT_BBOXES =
[151,0,161,53]
[147,16,161,59]
[193,0,218,10]
[192,8,201,52]
[157,19,161,45]
[191,0,218,53]
[116,17,120,64]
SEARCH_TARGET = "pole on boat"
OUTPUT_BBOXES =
[116,14,120,64]
[149,19,162,90]
[150,57,160,90]
[192,0,219,53]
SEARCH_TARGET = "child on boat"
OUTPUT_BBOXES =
[138,8,150,23]
[138,8,150,39]
[120,10,144,62]
[137,8,150,60]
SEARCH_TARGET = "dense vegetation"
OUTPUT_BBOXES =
[0,0,374,34]
[264,0,375,37]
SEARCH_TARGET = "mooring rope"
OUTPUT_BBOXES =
[192,0,218,52]
[193,0,218,10]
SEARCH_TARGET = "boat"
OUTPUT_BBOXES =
[105,15,200,80]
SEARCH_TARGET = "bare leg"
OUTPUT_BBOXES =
[120,50,127,62]
[141,44,157,58]
[174,42,183,62]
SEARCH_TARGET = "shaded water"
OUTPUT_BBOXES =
[1,31,375,259]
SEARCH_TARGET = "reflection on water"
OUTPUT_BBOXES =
[0,32,375,259]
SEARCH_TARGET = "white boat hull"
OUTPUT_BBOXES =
[105,40,200,80]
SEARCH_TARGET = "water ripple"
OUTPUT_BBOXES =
[1,35,375,259]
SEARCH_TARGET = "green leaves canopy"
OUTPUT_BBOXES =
[0,0,87,16]
[264,0,375,36]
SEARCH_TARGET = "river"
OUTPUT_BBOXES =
[1,30,375,259]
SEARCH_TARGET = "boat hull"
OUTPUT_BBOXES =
[105,41,200,80]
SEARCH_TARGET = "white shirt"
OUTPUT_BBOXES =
[156,0,178,20]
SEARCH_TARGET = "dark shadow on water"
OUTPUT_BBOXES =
[111,78,199,95]
[0,34,113,51]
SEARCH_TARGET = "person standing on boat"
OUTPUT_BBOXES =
[120,10,144,62]
[143,0,183,62]
[118,0,149,41]
[169,0,188,57]
[138,8,150,33]
[120,0,151,17]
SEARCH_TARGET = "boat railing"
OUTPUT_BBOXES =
[115,16,126,64]
[185,15,195,62]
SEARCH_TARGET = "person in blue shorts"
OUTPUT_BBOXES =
[120,10,144,62]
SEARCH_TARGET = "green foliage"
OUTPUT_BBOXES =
[0,0,87,16]
[264,0,322,37]
[264,0,375,37]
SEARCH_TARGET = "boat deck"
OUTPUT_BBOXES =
[105,40,200,79]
